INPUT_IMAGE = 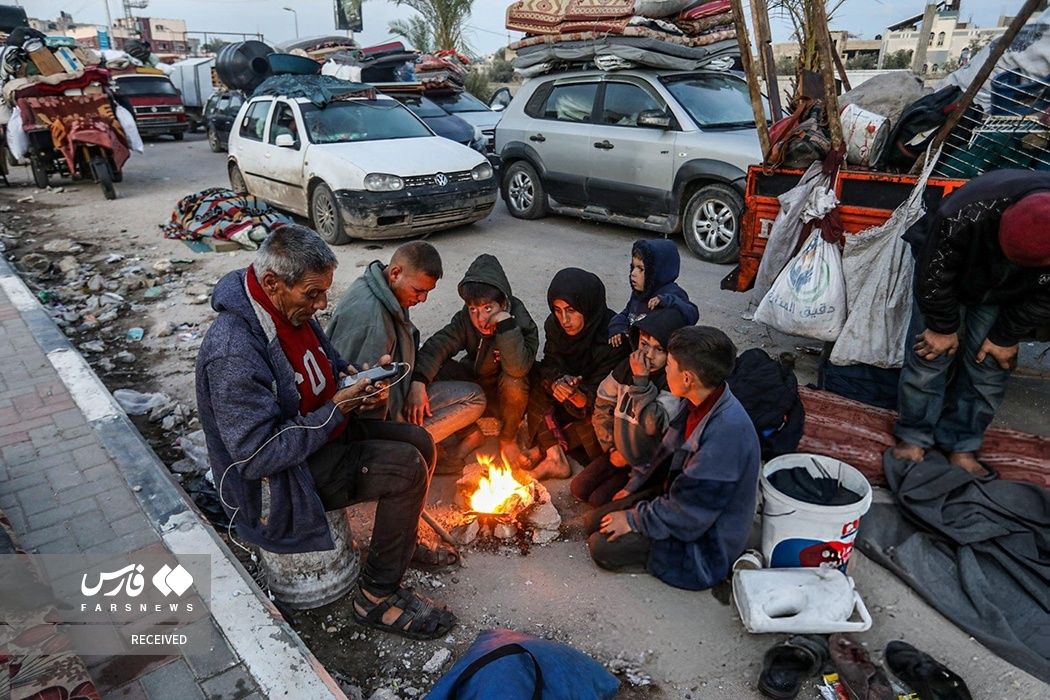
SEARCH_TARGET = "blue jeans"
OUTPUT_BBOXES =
[894,300,1011,453]
[421,380,486,444]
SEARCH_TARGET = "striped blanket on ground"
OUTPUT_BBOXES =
[162,187,292,247]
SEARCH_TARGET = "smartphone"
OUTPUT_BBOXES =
[340,364,399,389]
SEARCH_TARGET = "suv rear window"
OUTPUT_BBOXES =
[541,83,598,123]
[239,100,272,141]
[661,75,760,128]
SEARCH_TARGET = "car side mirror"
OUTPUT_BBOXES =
[489,88,511,111]
[638,109,671,129]
[275,133,296,148]
[491,103,506,112]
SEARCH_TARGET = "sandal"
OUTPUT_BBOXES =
[829,634,894,700]
[884,641,972,700]
[411,541,459,571]
[352,585,456,641]
[758,635,830,699]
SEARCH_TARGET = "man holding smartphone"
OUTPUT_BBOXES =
[196,225,456,641]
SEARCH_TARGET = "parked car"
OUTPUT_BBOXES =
[495,69,763,262]
[110,73,190,141]
[429,91,501,151]
[204,90,245,152]
[385,92,479,148]
[227,91,497,244]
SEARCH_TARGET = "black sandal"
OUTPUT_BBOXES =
[352,585,456,641]
[411,541,459,571]
[884,641,972,700]
[758,635,829,699]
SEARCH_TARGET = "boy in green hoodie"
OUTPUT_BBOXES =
[412,254,540,469]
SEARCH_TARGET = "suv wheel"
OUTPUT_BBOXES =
[311,182,350,245]
[502,161,546,220]
[228,162,247,194]
[682,183,743,264]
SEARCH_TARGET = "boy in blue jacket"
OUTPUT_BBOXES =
[588,326,761,591]
[608,239,700,347]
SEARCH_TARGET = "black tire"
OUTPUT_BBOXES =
[311,182,350,245]
[228,162,247,194]
[682,183,743,264]
[501,160,547,220]
[207,126,223,153]
[172,131,185,142]
[30,156,49,189]
[91,156,116,200]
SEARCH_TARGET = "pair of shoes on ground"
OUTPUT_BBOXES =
[758,633,972,699]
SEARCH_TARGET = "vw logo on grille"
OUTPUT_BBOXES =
[433,172,449,187]
[150,106,158,113]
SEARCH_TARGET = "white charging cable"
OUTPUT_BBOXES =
[217,363,413,555]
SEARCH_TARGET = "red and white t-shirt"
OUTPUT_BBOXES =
[246,267,346,440]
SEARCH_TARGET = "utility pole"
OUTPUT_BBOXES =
[283,6,299,39]
[912,3,937,74]
[102,1,113,31]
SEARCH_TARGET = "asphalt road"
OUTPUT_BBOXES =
[3,133,1047,698]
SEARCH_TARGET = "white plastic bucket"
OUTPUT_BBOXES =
[760,453,872,570]
[840,103,890,167]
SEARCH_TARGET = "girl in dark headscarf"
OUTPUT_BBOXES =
[526,268,629,479]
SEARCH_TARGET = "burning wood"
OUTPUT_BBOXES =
[452,453,562,547]
[469,455,535,515]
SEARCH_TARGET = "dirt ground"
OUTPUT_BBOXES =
[2,134,1047,698]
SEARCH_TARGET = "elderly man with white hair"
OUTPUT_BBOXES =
[195,224,456,641]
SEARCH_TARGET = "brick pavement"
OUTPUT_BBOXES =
[0,259,344,699]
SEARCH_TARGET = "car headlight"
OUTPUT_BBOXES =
[471,163,494,181]
[364,173,405,192]
[172,105,185,113]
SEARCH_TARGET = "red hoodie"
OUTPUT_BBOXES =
[246,267,346,440]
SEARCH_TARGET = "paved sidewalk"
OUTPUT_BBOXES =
[0,259,345,699]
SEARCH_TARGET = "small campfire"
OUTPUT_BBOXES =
[452,454,561,547]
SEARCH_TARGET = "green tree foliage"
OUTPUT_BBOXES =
[388,15,432,53]
[464,67,492,101]
[488,54,515,83]
[775,54,797,75]
[393,0,475,53]
[882,49,913,69]
[844,53,877,70]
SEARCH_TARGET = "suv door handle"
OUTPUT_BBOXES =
[593,140,614,150]
[529,133,546,142]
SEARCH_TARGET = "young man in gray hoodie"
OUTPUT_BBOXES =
[327,242,486,451]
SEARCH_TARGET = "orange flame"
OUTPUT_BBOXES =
[469,454,534,514]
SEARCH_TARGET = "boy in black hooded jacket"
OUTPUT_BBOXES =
[413,254,540,468]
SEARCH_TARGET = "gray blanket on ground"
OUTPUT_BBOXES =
[857,451,1050,683]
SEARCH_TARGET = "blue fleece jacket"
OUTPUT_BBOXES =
[195,269,350,553]
[625,387,760,590]
[609,239,699,338]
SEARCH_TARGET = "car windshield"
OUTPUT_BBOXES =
[299,99,431,144]
[394,95,448,119]
[661,75,762,128]
[430,92,490,113]
[113,77,179,96]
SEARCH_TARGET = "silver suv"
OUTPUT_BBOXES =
[495,69,762,263]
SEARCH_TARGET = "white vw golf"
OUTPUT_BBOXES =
[227,88,497,244]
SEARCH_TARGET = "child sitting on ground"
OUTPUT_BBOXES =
[572,309,688,507]
[608,239,699,347]
[413,254,539,470]
[586,326,761,591]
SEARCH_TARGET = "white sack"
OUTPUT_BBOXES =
[754,230,847,342]
[115,104,144,153]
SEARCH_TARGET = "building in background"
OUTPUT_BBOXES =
[879,1,1012,73]
[27,13,199,59]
